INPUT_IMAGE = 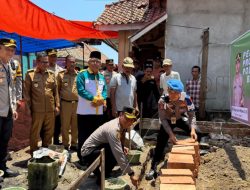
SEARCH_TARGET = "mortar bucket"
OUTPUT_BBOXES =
[105,178,127,190]
[28,156,59,190]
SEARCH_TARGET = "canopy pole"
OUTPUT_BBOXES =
[82,42,85,69]
[27,53,30,69]
[19,35,24,78]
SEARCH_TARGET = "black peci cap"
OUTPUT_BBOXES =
[89,51,101,60]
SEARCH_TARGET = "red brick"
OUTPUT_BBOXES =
[160,176,195,185]
[173,144,200,165]
[168,153,194,162]
[161,169,193,177]
[171,148,199,169]
[160,184,196,190]
[167,154,197,177]
[177,138,196,143]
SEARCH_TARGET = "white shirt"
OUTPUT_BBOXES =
[48,64,64,76]
[110,73,137,112]
[160,71,181,95]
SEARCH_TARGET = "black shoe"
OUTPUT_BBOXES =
[3,168,19,178]
[6,152,12,161]
[54,141,62,145]
[70,146,78,152]
[78,159,88,167]
[145,169,157,180]
[64,146,69,151]
[95,175,101,185]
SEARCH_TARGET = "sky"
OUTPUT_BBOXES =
[31,0,119,63]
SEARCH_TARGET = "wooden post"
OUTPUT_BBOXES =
[68,148,105,190]
[199,28,209,120]
[100,148,105,190]
[129,129,131,150]
[139,102,143,136]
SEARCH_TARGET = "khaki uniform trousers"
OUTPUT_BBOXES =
[30,112,55,153]
[61,101,78,147]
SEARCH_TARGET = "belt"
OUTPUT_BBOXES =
[61,99,78,103]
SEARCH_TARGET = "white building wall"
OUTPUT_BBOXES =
[165,0,250,111]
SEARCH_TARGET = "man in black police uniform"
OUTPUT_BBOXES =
[0,38,19,177]
[146,79,198,180]
[81,107,139,187]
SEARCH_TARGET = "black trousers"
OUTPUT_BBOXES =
[103,98,113,122]
[151,118,191,169]
[83,143,117,177]
[0,111,13,170]
[77,114,104,160]
[53,115,61,144]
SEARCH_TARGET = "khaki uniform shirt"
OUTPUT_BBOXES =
[57,70,78,101]
[159,94,196,129]
[24,68,60,113]
[0,61,16,117]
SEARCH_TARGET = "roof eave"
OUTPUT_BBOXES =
[95,23,147,32]
[129,13,168,43]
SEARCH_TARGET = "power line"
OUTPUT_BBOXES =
[167,24,204,30]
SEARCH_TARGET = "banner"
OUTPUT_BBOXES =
[230,31,250,125]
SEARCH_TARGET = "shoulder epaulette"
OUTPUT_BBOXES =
[27,69,34,73]
[79,69,86,73]
[185,95,193,105]
[47,70,55,74]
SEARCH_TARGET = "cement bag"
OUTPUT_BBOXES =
[125,130,144,149]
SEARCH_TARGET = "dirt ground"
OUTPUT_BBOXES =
[3,143,250,190]
[2,146,84,189]
[138,137,250,190]
[4,108,250,190]
[196,141,250,190]
[2,143,151,190]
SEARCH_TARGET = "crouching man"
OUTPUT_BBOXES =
[81,107,139,187]
[146,79,198,180]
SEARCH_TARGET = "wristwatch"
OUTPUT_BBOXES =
[128,171,135,177]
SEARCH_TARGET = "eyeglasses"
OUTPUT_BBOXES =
[168,88,179,94]
[90,59,101,64]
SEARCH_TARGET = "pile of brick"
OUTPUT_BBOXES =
[160,138,200,190]
[9,100,32,151]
